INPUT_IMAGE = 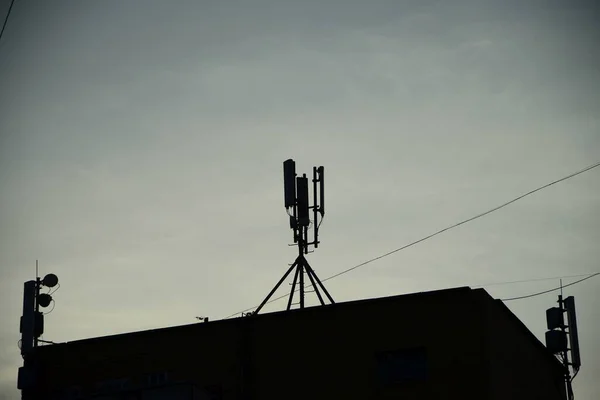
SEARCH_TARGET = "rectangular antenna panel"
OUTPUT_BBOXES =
[20,281,36,355]
[296,176,310,227]
[283,159,296,208]
[565,296,581,369]
[319,166,325,215]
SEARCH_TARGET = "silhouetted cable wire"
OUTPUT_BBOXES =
[223,272,600,318]
[42,300,56,315]
[571,369,580,382]
[49,282,60,296]
[473,273,596,288]
[224,291,289,319]
[501,273,599,301]
[320,161,600,283]
[0,0,16,43]
[224,161,600,318]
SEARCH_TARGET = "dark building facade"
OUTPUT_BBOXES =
[19,287,566,399]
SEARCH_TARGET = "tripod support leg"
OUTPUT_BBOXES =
[303,259,335,304]
[287,266,300,310]
[303,261,325,306]
[254,260,298,315]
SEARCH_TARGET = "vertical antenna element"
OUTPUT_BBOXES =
[318,166,325,216]
[20,281,36,355]
[560,279,563,297]
[283,159,296,209]
[564,297,581,370]
[296,175,309,227]
[313,167,319,249]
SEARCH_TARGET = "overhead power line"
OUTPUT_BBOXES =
[224,160,600,318]
[319,160,600,283]
[0,0,16,43]
[501,273,599,301]
[472,273,597,288]
[224,272,600,319]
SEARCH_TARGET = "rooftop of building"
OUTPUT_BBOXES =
[33,285,555,368]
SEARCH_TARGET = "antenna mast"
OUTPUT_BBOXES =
[19,262,60,354]
[544,286,582,400]
[18,262,60,394]
[253,159,334,314]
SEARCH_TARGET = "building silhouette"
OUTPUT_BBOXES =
[19,287,566,399]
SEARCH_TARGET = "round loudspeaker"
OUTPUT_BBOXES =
[42,273,59,288]
[38,293,52,307]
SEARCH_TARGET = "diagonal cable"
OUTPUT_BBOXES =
[224,161,600,318]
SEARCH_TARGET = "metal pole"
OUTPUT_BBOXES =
[33,261,40,349]
[33,277,40,348]
[313,166,319,249]
[297,220,306,308]
[558,293,573,400]
[293,198,298,244]
[299,257,305,309]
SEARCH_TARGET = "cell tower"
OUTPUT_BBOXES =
[19,263,59,355]
[253,159,334,314]
[18,262,60,393]
[544,287,582,400]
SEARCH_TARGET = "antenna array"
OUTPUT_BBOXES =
[19,264,59,354]
[18,263,60,392]
[253,159,334,315]
[545,290,582,400]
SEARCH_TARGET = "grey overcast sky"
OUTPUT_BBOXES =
[1,0,599,398]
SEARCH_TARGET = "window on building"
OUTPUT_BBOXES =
[93,378,132,396]
[145,371,168,387]
[375,346,428,386]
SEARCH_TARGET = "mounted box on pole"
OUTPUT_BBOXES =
[546,307,564,330]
